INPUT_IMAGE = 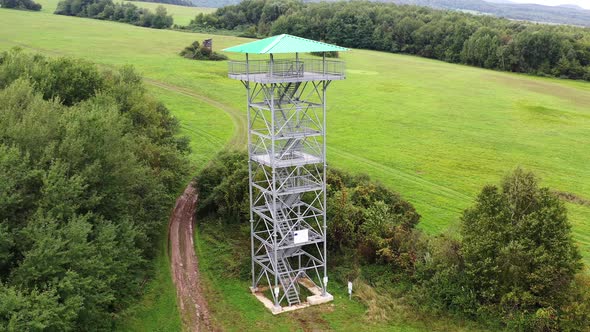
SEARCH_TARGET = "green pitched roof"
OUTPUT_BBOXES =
[222,34,349,54]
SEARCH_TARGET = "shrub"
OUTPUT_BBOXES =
[179,41,228,61]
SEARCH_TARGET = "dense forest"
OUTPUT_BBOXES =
[189,0,590,81]
[0,0,41,11]
[177,0,590,27]
[0,49,189,330]
[55,0,173,29]
[198,151,590,330]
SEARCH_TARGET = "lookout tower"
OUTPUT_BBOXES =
[224,34,348,313]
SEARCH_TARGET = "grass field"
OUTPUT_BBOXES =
[34,0,213,25]
[6,7,586,253]
[115,222,183,331]
[195,222,490,332]
[1,5,589,330]
[122,1,214,26]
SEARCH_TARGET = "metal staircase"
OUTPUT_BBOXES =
[279,82,300,104]
[266,246,301,306]
[277,258,300,306]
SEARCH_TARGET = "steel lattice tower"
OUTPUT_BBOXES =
[224,35,348,312]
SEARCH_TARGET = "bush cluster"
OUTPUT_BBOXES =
[179,41,228,61]
[0,49,189,330]
[55,0,173,29]
[189,0,590,81]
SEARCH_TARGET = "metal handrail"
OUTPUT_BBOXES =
[228,58,345,78]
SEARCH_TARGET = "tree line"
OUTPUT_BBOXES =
[188,0,590,81]
[0,49,189,330]
[197,150,589,330]
[0,0,41,11]
[55,0,173,29]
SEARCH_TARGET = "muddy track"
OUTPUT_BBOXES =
[169,183,215,332]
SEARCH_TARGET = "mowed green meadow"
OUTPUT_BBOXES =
[1,5,589,261]
[1,5,590,330]
[120,1,214,26]
[35,0,214,25]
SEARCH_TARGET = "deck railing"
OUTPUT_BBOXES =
[228,59,345,78]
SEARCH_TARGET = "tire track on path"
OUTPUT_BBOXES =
[169,183,217,332]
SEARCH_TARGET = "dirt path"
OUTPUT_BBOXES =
[169,182,215,332]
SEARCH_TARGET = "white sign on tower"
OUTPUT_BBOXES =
[293,229,309,244]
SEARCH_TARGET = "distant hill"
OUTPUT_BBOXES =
[557,4,584,10]
[386,0,590,26]
[189,0,236,7]
[483,0,514,3]
[190,0,590,27]
[130,0,195,6]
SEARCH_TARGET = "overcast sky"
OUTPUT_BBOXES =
[508,0,590,9]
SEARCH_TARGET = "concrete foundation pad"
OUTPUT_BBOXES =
[250,279,334,315]
[307,292,333,305]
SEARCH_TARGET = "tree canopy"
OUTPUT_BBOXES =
[0,49,189,330]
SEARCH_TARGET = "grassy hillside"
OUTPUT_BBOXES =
[1,6,589,330]
[0,6,588,262]
[122,1,214,26]
[35,0,213,25]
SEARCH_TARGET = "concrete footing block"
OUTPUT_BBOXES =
[250,278,334,315]
[307,292,333,305]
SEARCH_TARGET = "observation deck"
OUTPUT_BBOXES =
[227,59,346,83]
[224,33,347,312]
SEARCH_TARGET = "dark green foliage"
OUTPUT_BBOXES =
[179,41,228,61]
[327,169,422,275]
[54,0,173,29]
[0,0,41,11]
[0,52,103,106]
[0,50,189,330]
[462,168,582,326]
[415,168,588,330]
[190,0,590,81]
[310,51,338,58]
[195,150,249,221]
